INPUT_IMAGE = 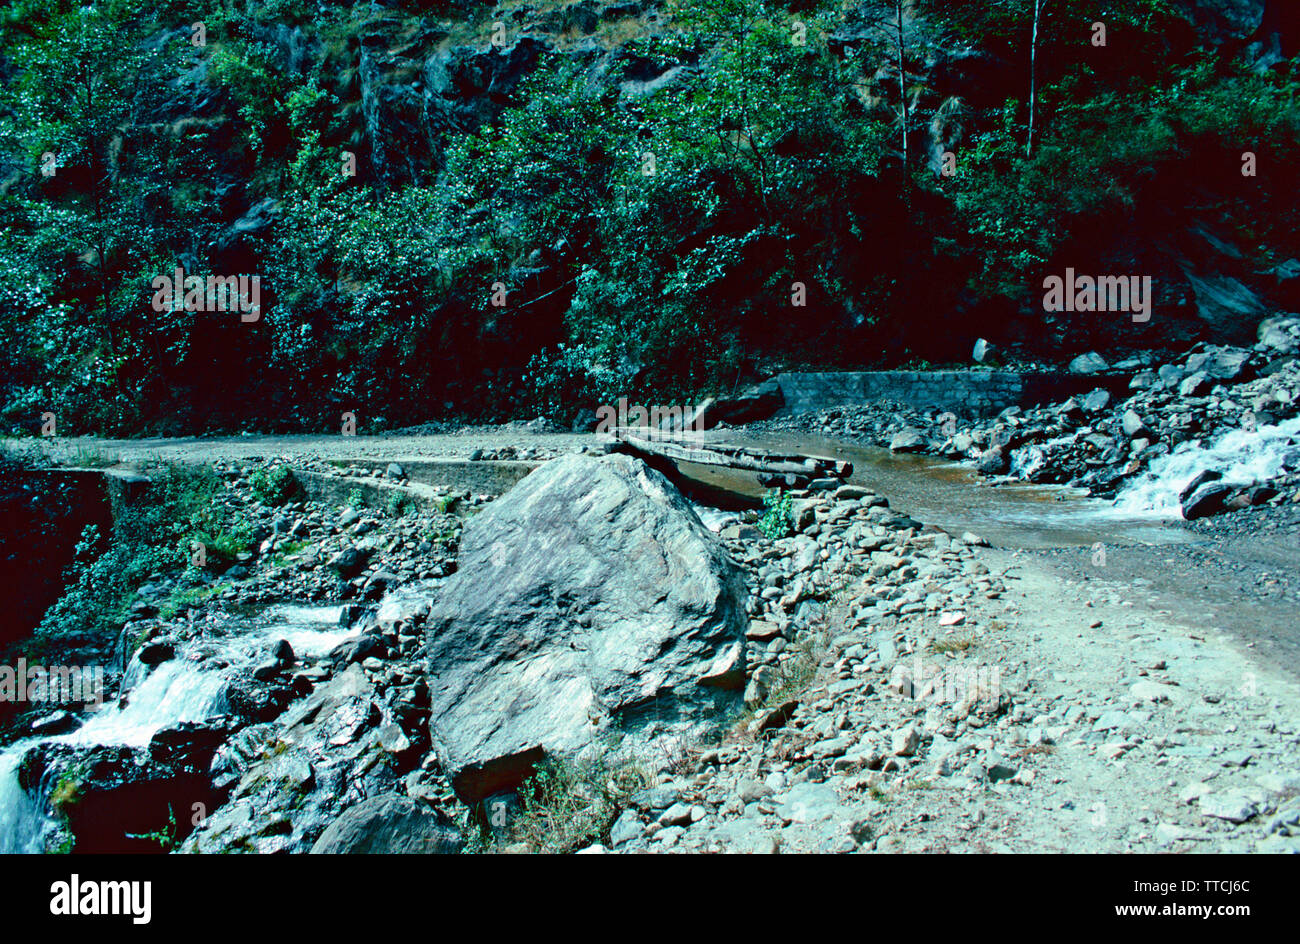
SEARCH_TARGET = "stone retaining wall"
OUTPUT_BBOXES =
[774,370,1132,418]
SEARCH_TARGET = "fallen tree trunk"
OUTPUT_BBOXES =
[606,433,852,481]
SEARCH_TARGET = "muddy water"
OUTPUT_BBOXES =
[684,431,1196,549]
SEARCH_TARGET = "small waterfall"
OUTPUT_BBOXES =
[0,745,47,853]
[0,601,353,853]
[1113,417,1300,517]
[67,660,229,749]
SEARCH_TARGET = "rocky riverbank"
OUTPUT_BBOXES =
[755,317,1300,520]
[5,429,1298,855]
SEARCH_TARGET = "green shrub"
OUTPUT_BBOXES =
[249,465,298,506]
[757,489,793,540]
[503,754,651,854]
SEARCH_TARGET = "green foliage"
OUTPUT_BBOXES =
[519,344,624,420]
[952,59,1300,299]
[157,582,230,621]
[553,0,895,392]
[0,0,1297,431]
[384,491,411,518]
[49,773,82,815]
[0,1,217,432]
[757,488,793,540]
[503,754,651,854]
[33,463,246,652]
[125,804,178,852]
[248,465,298,506]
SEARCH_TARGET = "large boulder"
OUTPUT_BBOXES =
[1182,482,1234,519]
[424,453,747,801]
[309,795,461,854]
[1181,271,1267,343]
[704,380,785,428]
[664,381,784,432]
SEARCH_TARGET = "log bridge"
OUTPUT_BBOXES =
[606,432,852,495]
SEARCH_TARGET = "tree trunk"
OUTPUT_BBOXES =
[1028,0,1043,157]
[895,0,908,188]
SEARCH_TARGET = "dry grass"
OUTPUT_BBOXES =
[931,636,974,654]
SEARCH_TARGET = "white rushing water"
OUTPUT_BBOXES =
[1009,435,1079,480]
[1112,417,1300,518]
[0,602,353,853]
[0,745,46,853]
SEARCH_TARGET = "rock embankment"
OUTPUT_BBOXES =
[760,318,1300,519]
[9,424,1300,854]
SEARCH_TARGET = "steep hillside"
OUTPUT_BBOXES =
[1,0,1297,434]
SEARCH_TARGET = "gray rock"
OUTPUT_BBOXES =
[609,810,643,846]
[423,453,747,801]
[1157,363,1186,388]
[1187,346,1251,382]
[271,638,295,665]
[1069,352,1108,374]
[976,447,1009,476]
[1199,791,1259,824]
[1080,389,1111,413]
[30,711,80,736]
[891,725,921,757]
[1257,314,1300,355]
[890,428,927,453]
[775,781,841,824]
[1182,271,1266,343]
[1121,410,1150,438]
[695,380,784,427]
[328,545,372,579]
[309,794,462,854]
[659,802,693,827]
[1179,372,1213,397]
[252,660,282,681]
[1179,469,1223,504]
[137,641,175,667]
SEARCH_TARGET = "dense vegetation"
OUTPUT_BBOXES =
[1,0,1296,434]
[25,462,251,658]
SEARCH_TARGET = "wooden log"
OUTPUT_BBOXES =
[607,432,852,480]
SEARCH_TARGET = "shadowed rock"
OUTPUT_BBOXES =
[310,794,461,854]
